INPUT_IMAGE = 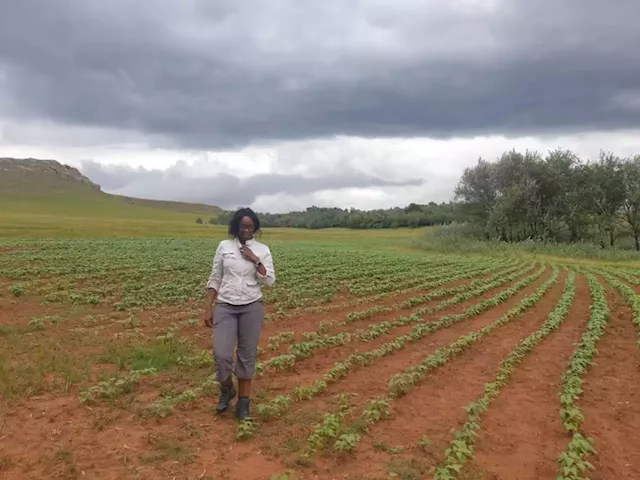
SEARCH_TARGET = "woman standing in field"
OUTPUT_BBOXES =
[202,207,276,420]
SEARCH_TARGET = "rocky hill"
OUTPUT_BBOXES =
[0,157,102,193]
[0,157,223,218]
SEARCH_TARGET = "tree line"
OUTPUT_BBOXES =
[197,148,640,251]
[207,203,466,230]
[455,149,640,250]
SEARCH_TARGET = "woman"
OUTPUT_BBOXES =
[202,207,276,420]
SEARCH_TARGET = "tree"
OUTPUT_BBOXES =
[452,147,640,251]
[454,158,497,222]
[620,155,640,250]
[588,152,626,247]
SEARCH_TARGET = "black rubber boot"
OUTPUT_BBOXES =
[235,397,251,421]
[216,383,237,414]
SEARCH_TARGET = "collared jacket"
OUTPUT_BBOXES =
[206,238,276,305]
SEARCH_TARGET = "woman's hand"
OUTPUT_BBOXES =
[240,245,259,264]
[203,307,213,328]
[203,288,216,328]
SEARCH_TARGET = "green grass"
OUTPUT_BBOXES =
[0,192,224,238]
[0,190,427,242]
[0,160,421,242]
[416,224,640,265]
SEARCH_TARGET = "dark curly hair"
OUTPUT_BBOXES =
[228,207,261,237]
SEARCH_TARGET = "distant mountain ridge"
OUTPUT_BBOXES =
[0,157,223,218]
[0,157,102,193]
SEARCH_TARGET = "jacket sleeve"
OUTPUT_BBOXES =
[206,242,224,291]
[256,246,276,287]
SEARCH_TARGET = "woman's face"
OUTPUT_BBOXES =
[239,216,255,242]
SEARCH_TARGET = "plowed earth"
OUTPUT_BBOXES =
[1,258,639,480]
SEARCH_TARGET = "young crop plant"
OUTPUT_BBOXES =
[176,349,213,368]
[333,266,560,455]
[388,266,558,398]
[399,262,531,309]
[256,263,542,377]
[267,331,296,351]
[299,392,359,461]
[79,368,158,405]
[144,375,218,418]
[556,273,609,480]
[590,268,640,346]
[256,395,293,421]
[432,270,576,479]
[253,264,547,420]
[322,262,530,335]
[341,261,514,325]
[236,419,258,441]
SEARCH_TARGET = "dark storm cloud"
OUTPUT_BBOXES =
[1,0,640,149]
[79,160,423,208]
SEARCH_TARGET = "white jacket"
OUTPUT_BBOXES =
[206,238,276,305]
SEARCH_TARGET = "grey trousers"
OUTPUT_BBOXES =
[212,300,265,382]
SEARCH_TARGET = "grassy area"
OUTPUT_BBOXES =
[415,223,640,266]
[0,192,227,238]
[0,157,225,238]
[0,191,425,245]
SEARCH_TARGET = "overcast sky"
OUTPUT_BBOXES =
[2,0,640,212]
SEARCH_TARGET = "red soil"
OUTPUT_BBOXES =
[305,268,565,479]
[258,267,548,404]
[579,286,640,480]
[190,267,519,367]
[3,268,639,480]
[471,273,591,480]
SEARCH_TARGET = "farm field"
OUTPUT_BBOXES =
[1,234,640,480]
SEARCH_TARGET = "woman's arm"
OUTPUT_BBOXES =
[206,242,224,292]
[203,242,223,326]
[240,244,276,286]
[255,247,276,287]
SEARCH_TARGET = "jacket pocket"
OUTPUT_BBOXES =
[218,278,236,299]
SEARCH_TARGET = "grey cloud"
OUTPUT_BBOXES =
[1,0,640,149]
[79,160,423,208]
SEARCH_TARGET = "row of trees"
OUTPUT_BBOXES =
[254,204,466,229]
[196,148,640,251]
[454,149,640,250]
[207,203,464,230]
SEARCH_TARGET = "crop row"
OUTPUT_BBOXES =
[261,261,519,349]
[3,239,475,308]
[342,261,526,326]
[265,259,522,322]
[1,237,523,312]
[253,265,555,453]
[71,260,521,411]
[388,266,558,398]
[281,261,526,343]
[344,258,504,297]
[139,264,542,420]
[590,269,640,346]
[599,266,640,285]
[556,273,610,480]
[309,266,560,458]
[432,269,576,479]
[258,263,542,415]
[256,263,541,377]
